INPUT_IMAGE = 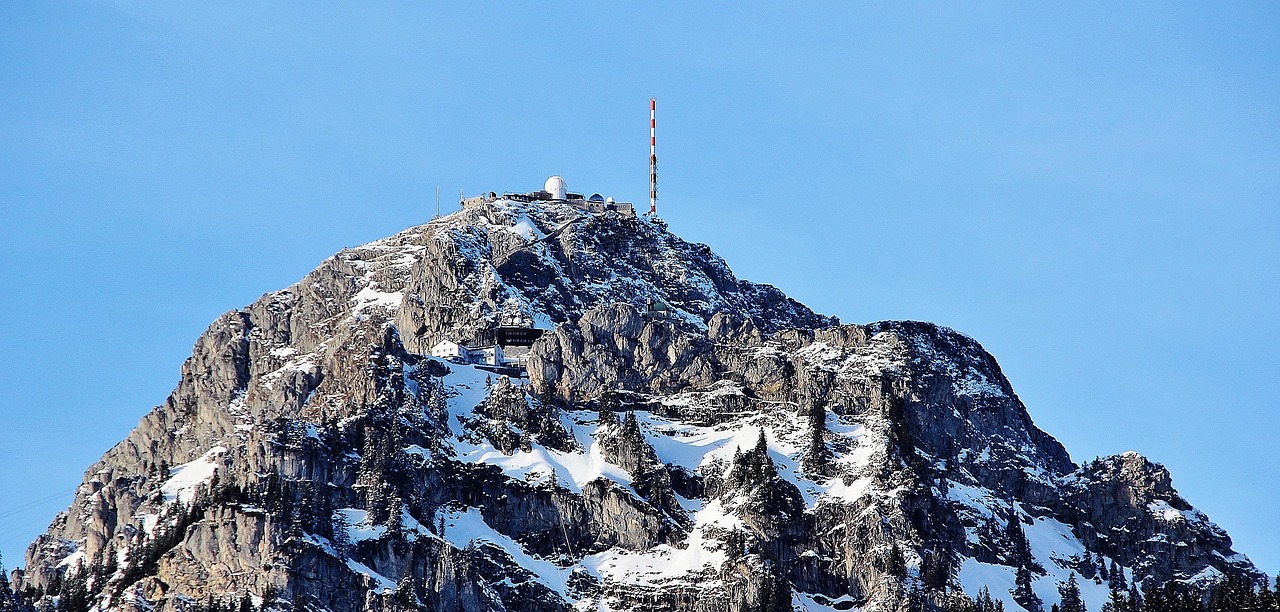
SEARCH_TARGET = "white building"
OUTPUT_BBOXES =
[430,340,468,362]
[478,345,504,366]
[430,340,506,367]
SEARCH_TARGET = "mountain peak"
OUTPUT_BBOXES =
[12,199,1261,612]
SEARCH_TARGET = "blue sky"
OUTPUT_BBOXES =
[1,3,1276,576]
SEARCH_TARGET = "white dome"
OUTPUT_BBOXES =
[605,197,615,204]
[544,176,567,200]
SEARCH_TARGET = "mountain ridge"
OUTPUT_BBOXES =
[11,197,1263,612]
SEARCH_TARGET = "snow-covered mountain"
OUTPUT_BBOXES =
[12,197,1263,611]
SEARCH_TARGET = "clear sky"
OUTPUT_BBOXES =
[1,2,1276,576]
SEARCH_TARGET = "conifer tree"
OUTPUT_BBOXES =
[597,405,618,428]
[757,568,776,612]
[331,512,351,560]
[0,553,15,612]
[620,412,645,449]
[1166,584,1196,612]
[1058,574,1085,612]
[977,587,995,611]
[922,547,951,590]
[721,530,743,565]
[1258,576,1276,611]
[1102,582,1134,612]
[393,573,416,610]
[386,496,404,540]
[801,401,829,474]
[101,542,117,585]
[1012,564,1043,612]
[1108,559,1126,592]
[1080,555,1098,583]
[57,559,89,612]
[1004,515,1034,569]
[904,581,925,612]
[729,429,776,491]
[87,549,105,595]
[768,565,792,612]
[943,589,976,612]
[885,542,906,577]
[1141,581,1171,612]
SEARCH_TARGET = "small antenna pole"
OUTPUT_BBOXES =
[435,186,441,219]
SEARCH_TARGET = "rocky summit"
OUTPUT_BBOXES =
[11,198,1264,611]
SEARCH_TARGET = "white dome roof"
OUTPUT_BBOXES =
[544,175,567,199]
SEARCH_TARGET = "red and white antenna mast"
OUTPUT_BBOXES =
[648,98,658,216]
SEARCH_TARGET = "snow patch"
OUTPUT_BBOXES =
[160,446,227,504]
[508,213,546,241]
[270,346,298,358]
[584,499,739,587]
[335,508,388,543]
[439,507,574,596]
[352,286,403,313]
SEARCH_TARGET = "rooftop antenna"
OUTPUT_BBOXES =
[435,186,440,219]
[648,98,658,216]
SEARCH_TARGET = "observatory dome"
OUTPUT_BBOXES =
[544,176,567,200]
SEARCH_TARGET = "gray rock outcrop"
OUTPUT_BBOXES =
[12,198,1262,612]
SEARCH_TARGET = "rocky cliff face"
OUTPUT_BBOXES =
[14,199,1262,612]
